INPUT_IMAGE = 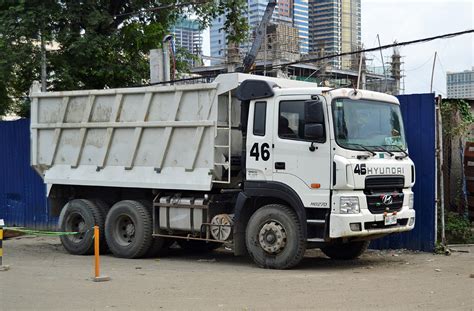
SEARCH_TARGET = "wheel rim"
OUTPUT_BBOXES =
[65,212,87,243]
[258,220,287,254]
[114,214,136,246]
[210,215,232,241]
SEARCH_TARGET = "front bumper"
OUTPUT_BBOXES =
[329,190,415,238]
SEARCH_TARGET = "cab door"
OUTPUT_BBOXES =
[245,100,274,181]
[272,95,331,208]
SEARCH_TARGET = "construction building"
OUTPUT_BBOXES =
[191,46,404,96]
[256,23,301,66]
[210,0,309,64]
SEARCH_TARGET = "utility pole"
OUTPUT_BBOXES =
[356,50,364,89]
[430,51,438,93]
[377,34,387,92]
[40,32,47,92]
[263,26,267,76]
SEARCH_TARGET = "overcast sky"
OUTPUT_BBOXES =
[362,0,473,96]
[202,0,473,95]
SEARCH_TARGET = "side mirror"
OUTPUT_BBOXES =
[304,123,324,141]
[304,99,324,124]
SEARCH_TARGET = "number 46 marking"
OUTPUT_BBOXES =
[250,143,270,161]
[354,164,367,175]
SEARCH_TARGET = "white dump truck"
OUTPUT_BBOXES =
[30,73,415,269]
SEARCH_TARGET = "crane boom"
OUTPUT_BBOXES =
[241,0,277,73]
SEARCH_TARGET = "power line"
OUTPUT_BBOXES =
[113,0,211,19]
[437,54,447,76]
[262,29,474,71]
[134,29,474,87]
[404,55,433,72]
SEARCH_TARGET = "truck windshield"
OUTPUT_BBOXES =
[332,98,407,151]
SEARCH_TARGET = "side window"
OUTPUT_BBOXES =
[253,101,266,136]
[279,100,324,141]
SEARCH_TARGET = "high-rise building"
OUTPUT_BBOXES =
[171,18,203,64]
[210,1,309,64]
[447,69,474,99]
[209,16,226,63]
[308,0,361,69]
[293,0,309,54]
[248,0,293,26]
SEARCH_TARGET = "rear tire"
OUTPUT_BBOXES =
[92,199,110,253]
[105,200,153,259]
[137,200,169,258]
[245,204,306,269]
[58,199,104,255]
[321,240,369,260]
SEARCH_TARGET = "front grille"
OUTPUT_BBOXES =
[364,218,409,230]
[366,192,404,213]
[365,175,404,190]
[365,175,405,214]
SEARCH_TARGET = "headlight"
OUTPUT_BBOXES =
[409,193,414,209]
[340,197,360,214]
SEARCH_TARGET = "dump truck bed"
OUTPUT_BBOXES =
[30,73,317,192]
[30,82,235,192]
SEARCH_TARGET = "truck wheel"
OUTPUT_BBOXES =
[177,240,221,253]
[58,199,105,255]
[245,204,306,269]
[321,241,369,260]
[105,200,153,259]
[93,199,110,253]
[136,200,169,258]
[93,199,110,217]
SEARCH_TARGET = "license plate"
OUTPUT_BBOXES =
[384,214,397,226]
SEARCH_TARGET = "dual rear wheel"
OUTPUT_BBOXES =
[59,199,105,255]
[59,199,166,258]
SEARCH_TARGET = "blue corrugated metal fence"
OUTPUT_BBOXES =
[0,119,56,229]
[0,94,437,250]
[370,93,437,252]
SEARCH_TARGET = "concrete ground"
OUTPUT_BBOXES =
[0,237,473,311]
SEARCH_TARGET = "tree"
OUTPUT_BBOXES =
[0,0,248,117]
[0,0,57,116]
[440,99,474,214]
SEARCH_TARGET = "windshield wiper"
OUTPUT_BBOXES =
[384,144,409,159]
[369,145,394,157]
[346,143,376,156]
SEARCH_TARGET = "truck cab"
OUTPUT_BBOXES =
[235,78,415,267]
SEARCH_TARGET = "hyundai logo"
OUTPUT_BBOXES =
[382,195,393,206]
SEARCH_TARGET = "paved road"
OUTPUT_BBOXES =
[0,237,473,310]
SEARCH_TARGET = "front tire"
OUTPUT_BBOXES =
[58,199,104,255]
[105,200,153,259]
[321,240,369,260]
[245,204,306,269]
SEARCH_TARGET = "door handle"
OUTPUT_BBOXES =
[275,162,286,170]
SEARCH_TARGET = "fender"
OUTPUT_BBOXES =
[233,181,307,256]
